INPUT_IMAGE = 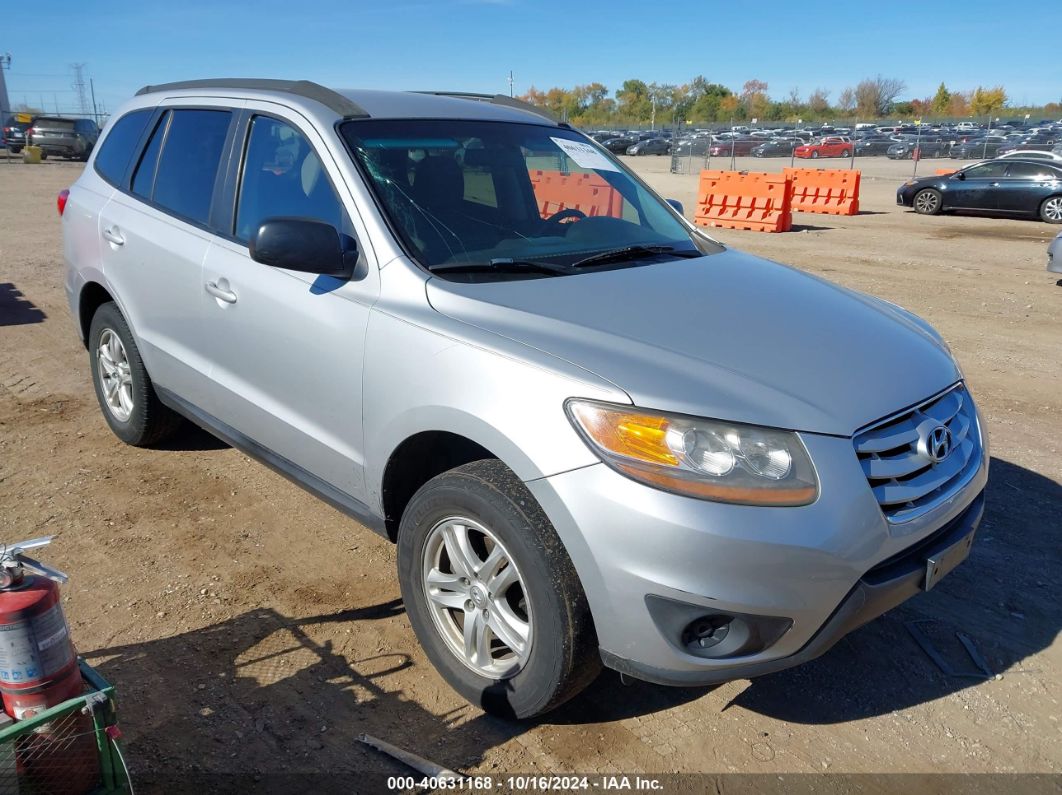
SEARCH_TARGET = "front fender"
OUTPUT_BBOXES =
[362,309,626,514]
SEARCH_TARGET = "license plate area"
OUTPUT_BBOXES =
[923,530,976,591]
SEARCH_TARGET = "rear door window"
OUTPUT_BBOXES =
[150,109,231,225]
[93,109,153,186]
[1005,162,1059,180]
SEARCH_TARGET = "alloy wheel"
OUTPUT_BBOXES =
[1042,197,1062,222]
[421,516,532,679]
[915,191,940,214]
[96,329,134,421]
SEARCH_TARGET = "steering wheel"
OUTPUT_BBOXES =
[539,207,587,233]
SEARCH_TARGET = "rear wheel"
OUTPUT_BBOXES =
[1040,196,1062,224]
[841,149,851,158]
[397,459,599,718]
[914,188,943,215]
[811,151,820,159]
[88,302,182,446]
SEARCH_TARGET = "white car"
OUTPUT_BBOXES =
[995,150,1062,162]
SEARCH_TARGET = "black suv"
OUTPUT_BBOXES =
[29,117,100,160]
[3,116,30,154]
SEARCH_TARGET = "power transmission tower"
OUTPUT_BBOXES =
[71,63,89,116]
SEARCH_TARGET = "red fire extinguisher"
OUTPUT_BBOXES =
[0,537,83,720]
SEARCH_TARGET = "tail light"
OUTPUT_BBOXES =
[57,189,70,217]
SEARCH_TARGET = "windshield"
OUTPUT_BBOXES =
[341,119,717,278]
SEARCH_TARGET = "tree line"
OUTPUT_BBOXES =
[520,77,1060,127]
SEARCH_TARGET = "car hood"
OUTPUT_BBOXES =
[425,250,960,436]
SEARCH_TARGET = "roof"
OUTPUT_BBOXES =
[134,79,558,126]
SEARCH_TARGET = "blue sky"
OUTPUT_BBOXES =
[3,0,1060,116]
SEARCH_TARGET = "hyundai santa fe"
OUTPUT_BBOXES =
[60,79,989,718]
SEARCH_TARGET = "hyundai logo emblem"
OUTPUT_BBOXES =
[917,423,954,464]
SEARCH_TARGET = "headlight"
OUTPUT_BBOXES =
[565,399,818,506]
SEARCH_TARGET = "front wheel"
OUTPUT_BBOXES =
[397,460,600,719]
[811,151,820,159]
[1040,195,1062,224]
[913,188,943,216]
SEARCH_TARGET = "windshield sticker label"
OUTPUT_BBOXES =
[550,137,620,172]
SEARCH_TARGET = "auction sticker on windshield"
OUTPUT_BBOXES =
[551,137,620,172]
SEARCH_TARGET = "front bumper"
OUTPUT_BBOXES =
[527,430,988,686]
[604,492,983,685]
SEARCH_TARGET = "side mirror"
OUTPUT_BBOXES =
[666,198,685,215]
[249,218,357,279]
[953,172,966,181]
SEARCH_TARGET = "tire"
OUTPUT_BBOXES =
[397,459,600,719]
[841,149,851,158]
[811,151,820,159]
[9,146,21,155]
[913,188,943,216]
[88,302,182,446]
[1040,195,1062,224]
[39,151,47,160]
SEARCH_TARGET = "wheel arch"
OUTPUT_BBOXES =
[380,430,501,542]
[78,281,116,348]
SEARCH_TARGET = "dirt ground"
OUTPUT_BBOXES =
[0,151,1059,793]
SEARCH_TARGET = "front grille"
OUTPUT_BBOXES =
[854,384,982,523]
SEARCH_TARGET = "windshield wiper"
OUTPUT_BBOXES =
[428,258,572,276]
[570,245,701,269]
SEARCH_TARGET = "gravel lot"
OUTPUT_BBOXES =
[0,152,1059,792]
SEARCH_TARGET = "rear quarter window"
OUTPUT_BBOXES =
[94,109,153,186]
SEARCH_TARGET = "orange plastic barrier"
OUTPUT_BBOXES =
[935,168,956,176]
[528,170,624,220]
[694,170,792,233]
[783,168,860,216]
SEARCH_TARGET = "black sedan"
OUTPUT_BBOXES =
[751,139,803,157]
[886,138,951,159]
[600,137,638,154]
[897,159,1062,223]
[950,137,1007,159]
[853,136,896,156]
[625,138,670,156]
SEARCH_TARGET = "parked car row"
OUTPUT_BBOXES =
[661,120,1062,160]
[2,115,100,160]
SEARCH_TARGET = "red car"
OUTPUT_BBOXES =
[708,137,762,156]
[794,136,853,159]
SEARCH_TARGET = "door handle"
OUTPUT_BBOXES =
[102,226,125,246]
[205,281,237,304]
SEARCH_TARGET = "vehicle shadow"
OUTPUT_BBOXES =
[153,422,230,452]
[729,456,1059,723]
[87,599,523,793]
[0,283,46,326]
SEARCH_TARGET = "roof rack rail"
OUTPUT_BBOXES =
[134,79,369,119]
[412,91,560,124]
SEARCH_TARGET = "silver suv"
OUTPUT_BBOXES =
[60,79,988,718]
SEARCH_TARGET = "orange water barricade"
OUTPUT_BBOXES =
[783,168,860,216]
[694,170,792,233]
[935,168,956,176]
[528,170,624,220]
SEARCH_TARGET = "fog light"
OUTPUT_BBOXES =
[682,616,732,650]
